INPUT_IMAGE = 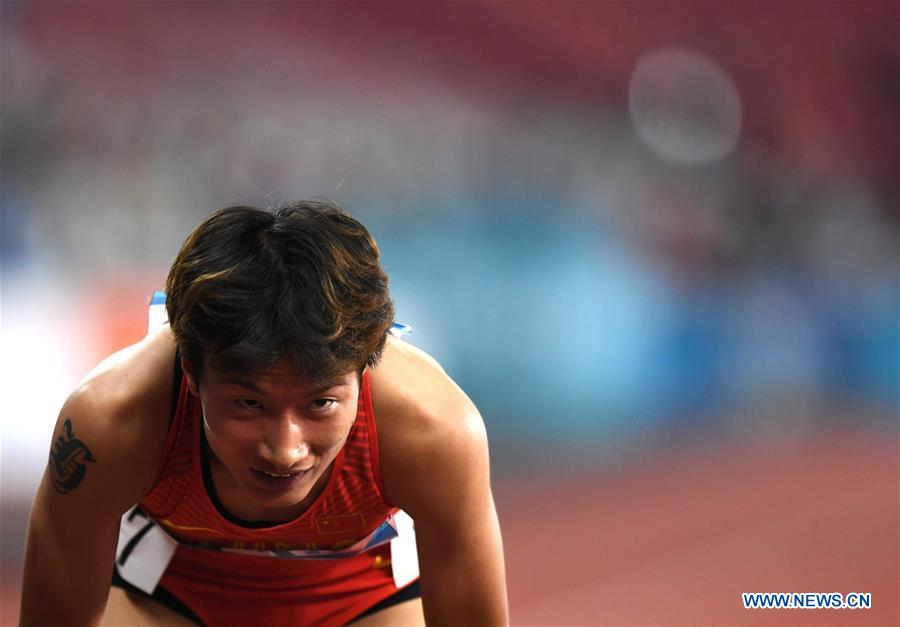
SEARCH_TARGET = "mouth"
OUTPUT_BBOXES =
[249,466,310,492]
[259,469,294,478]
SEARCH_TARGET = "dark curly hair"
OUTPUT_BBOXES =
[165,200,395,382]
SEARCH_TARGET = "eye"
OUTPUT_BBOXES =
[234,398,263,410]
[310,398,337,411]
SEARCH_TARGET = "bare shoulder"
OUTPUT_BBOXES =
[51,325,178,510]
[368,335,484,452]
[368,335,489,514]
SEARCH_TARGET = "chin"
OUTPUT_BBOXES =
[245,475,312,507]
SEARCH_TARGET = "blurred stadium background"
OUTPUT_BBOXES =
[1,2,897,625]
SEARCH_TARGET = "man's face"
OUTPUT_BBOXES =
[184,355,361,521]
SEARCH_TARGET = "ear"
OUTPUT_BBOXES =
[181,355,200,396]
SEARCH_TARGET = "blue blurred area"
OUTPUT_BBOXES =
[370,203,897,446]
[373,209,678,438]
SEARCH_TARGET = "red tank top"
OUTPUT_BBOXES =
[135,370,409,626]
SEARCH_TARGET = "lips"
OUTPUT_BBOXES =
[260,469,293,478]
[249,466,310,493]
[253,465,311,477]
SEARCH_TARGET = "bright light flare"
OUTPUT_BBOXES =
[629,47,743,166]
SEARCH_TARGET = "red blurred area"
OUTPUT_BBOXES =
[14,1,898,202]
[496,427,898,625]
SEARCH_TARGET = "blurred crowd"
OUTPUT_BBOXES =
[2,2,897,462]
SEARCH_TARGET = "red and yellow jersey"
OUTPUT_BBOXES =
[139,369,400,558]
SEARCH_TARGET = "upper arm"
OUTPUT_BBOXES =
[22,393,137,626]
[407,412,508,627]
[21,333,173,627]
[373,341,509,626]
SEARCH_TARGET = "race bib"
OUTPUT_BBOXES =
[390,509,419,587]
[115,506,178,594]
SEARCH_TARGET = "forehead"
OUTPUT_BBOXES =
[203,355,358,391]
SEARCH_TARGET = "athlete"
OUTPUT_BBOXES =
[20,201,509,626]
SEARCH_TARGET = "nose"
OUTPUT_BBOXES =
[259,414,308,470]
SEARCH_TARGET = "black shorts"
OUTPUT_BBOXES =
[110,566,421,626]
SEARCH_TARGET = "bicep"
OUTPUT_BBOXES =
[414,492,508,627]
[402,416,509,626]
[21,403,141,627]
[22,473,122,627]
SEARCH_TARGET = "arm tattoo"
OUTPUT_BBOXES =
[49,419,97,494]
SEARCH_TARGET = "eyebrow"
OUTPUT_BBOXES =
[222,377,349,396]
[310,380,351,395]
[222,377,264,395]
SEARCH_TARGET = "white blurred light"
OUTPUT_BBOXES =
[629,47,742,166]
[1,288,81,502]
